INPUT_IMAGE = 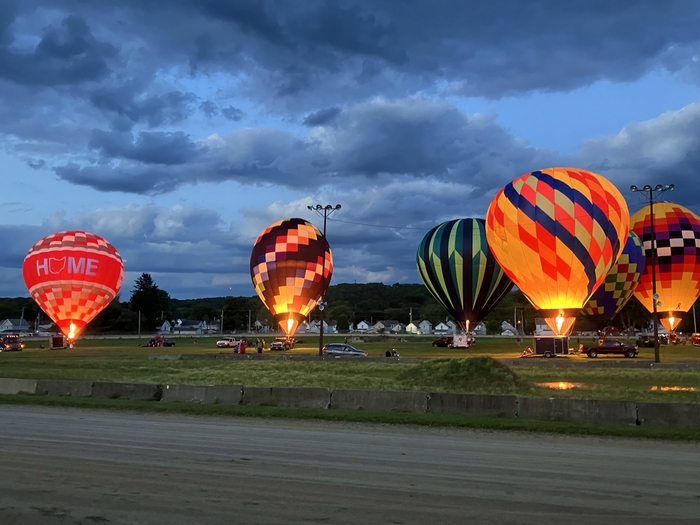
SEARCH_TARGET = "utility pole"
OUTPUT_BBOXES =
[248,310,251,334]
[308,203,342,356]
[630,183,674,363]
[138,311,141,338]
[221,309,224,334]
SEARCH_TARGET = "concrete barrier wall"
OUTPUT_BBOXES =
[331,389,428,413]
[92,382,162,401]
[269,387,330,409]
[36,380,93,397]
[428,393,517,417]
[637,402,700,429]
[241,387,274,406]
[517,397,638,425]
[0,378,37,395]
[161,384,243,405]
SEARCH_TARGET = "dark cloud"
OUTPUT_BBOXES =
[221,105,244,121]
[90,85,199,129]
[88,130,201,165]
[199,100,218,117]
[0,15,118,86]
[303,106,341,127]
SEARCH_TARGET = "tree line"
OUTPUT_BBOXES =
[0,273,674,334]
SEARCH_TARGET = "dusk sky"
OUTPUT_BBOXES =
[2,1,700,299]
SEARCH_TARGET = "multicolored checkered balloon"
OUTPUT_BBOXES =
[416,219,513,331]
[631,201,700,333]
[582,232,645,323]
[22,231,124,339]
[485,167,629,336]
[250,218,333,335]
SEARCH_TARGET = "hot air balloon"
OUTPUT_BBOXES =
[582,232,645,325]
[250,218,333,335]
[485,167,629,336]
[631,201,700,334]
[22,231,124,340]
[416,218,513,332]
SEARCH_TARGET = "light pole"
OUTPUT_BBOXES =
[630,183,674,363]
[307,203,341,356]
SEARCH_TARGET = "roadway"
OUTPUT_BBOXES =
[0,405,698,524]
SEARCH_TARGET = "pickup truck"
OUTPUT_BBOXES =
[580,339,639,358]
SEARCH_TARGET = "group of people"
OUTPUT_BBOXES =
[232,338,265,354]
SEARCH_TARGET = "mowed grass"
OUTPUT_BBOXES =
[1,335,699,402]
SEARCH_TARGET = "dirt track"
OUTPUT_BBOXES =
[0,405,699,524]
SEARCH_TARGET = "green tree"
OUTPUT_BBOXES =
[129,273,172,330]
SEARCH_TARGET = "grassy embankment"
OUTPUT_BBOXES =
[0,335,699,403]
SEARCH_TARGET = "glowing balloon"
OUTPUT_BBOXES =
[250,218,333,335]
[416,218,513,331]
[485,167,629,336]
[582,232,645,323]
[22,231,124,339]
[631,201,700,333]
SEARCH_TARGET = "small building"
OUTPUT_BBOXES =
[389,323,405,334]
[0,319,30,332]
[534,318,554,336]
[501,321,517,336]
[356,320,371,332]
[418,320,433,334]
[472,322,487,335]
[158,320,173,334]
[174,319,207,334]
[373,320,399,333]
[446,320,458,333]
[406,322,419,334]
[434,322,450,334]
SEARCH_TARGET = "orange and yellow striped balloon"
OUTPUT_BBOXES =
[485,167,629,335]
[631,202,700,333]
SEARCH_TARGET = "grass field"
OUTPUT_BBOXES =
[1,334,699,403]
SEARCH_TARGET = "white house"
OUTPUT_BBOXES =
[0,319,30,332]
[501,321,517,336]
[534,318,554,336]
[158,320,173,334]
[174,319,207,334]
[372,320,399,333]
[406,322,419,334]
[356,320,371,332]
[472,322,487,335]
[446,320,459,333]
[306,320,338,333]
[434,322,450,334]
[418,320,433,334]
[254,319,270,333]
[389,323,405,334]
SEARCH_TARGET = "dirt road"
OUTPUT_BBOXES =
[0,405,698,524]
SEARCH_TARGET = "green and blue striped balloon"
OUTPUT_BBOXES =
[416,218,513,330]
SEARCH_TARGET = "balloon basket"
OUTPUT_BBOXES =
[50,336,67,350]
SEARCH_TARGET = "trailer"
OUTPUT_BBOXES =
[452,333,475,348]
[534,336,570,358]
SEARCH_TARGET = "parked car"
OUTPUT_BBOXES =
[581,339,639,358]
[321,343,368,357]
[431,337,453,347]
[1,334,23,352]
[270,337,294,351]
[636,334,669,347]
[216,337,241,348]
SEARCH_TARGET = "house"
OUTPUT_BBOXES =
[0,319,30,332]
[356,320,371,332]
[254,319,270,333]
[174,319,207,334]
[406,322,419,334]
[389,323,405,334]
[446,320,458,333]
[434,322,450,334]
[373,320,400,333]
[418,320,433,334]
[534,318,554,336]
[158,320,173,334]
[501,321,517,336]
[472,322,487,335]
[306,320,338,333]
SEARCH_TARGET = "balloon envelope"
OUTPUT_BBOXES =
[485,167,629,335]
[250,218,333,335]
[416,218,513,330]
[631,201,700,331]
[582,232,645,323]
[22,231,124,339]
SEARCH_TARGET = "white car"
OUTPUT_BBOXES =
[216,337,241,348]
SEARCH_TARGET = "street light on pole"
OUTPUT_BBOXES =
[307,203,341,356]
[630,183,674,363]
